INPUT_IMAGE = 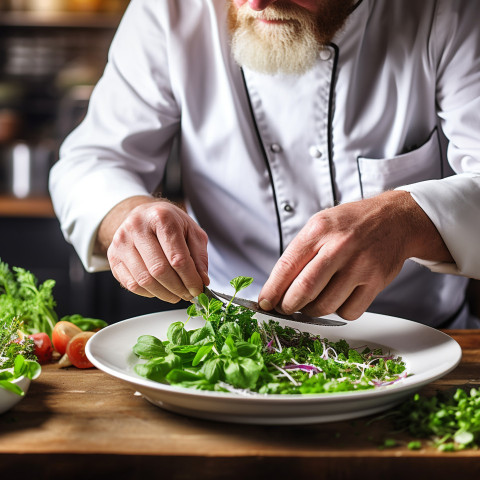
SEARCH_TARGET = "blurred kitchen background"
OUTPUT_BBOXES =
[0,1,478,325]
[0,0,186,323]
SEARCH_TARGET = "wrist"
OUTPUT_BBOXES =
[387,190,453,263]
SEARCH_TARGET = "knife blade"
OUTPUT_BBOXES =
[205,287,347,327]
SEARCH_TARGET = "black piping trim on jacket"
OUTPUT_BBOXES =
[326,42,340,206]
[324,0,363,206]
[436,126,445,178]
[240,67,284,256]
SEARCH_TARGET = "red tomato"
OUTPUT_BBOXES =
[29,332,53,364]
[52,320,82,355]
[66,331,95,369]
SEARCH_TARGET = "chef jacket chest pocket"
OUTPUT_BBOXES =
[357,129,442,199]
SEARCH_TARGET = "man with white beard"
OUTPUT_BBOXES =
[50,0,480,328]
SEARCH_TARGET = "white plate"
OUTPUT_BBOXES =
[86,310,461,425]
[0,376,31,415]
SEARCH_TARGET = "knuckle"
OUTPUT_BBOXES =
[305,217,324,238]
[199,230,209,245]
[276,253,298,275]
[135,271,156,290]
[294,276,317,299]
[148,261,168,279]
[123,213,145,233]
[191,226,208,244]
[168,253,189,270]
[123,278,144,295]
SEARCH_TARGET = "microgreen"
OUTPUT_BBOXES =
[132,276,407,395]
[387,387,480,451]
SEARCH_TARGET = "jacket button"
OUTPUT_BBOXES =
[283,202,293,212]
[319,48,332,61]
[270,143,282,153]
[309,145,322,158]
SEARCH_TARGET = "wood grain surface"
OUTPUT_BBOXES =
[1,330,479,480]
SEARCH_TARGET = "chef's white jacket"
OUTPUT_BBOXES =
[49,0,480,328]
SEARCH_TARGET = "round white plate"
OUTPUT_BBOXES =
[86,309,461,425]
[0,376,31,415]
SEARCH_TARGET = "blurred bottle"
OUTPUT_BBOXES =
[1,140,56,197]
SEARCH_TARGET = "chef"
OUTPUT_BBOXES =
[49,0,480,328]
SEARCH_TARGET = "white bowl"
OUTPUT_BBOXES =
[0,376,31,415]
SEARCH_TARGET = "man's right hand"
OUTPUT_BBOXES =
[96,195,209,303]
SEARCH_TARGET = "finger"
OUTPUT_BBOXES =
[259,239,319,310]
[134,229,194,300]
[109,258,154,298]
[275,245,344,314]
[111,241,183,303]
[335,285,378,320]
[300,271,358,317]
[186,227,210,287]
[155,223,205,297]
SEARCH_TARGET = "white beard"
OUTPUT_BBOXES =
[230,4,321,76]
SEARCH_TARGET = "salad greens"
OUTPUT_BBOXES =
[387,387,480,451]
[133,276,407,395]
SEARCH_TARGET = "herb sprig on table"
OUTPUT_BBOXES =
[384,387,480,451]
[132,276,407,395]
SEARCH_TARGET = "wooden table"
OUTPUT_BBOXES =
[1,330,479,480]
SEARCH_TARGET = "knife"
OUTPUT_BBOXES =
[203,286,347,327]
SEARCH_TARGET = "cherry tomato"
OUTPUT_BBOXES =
[66,331,95,369]
[29,332,53,364]
[52,320,82,355]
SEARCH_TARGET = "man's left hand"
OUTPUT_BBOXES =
[258,190,453,320]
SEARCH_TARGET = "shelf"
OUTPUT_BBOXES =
[0,195,55,218]
[0,11,123,29]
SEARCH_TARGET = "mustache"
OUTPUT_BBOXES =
[236,3,315,22]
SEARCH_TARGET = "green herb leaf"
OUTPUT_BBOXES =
[229,276,253,294]
[133,335,167,359]
[134,353,181,382]
[167,322,189,345]
[192,343,214,367]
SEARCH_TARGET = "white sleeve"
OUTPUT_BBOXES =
[398,0,480,280]
[49,0,180,272]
